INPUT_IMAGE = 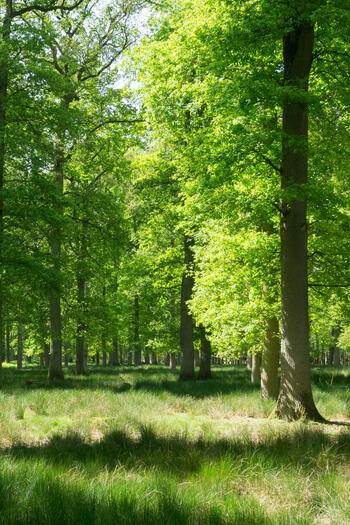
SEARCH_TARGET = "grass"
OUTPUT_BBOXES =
[0,364,349,524]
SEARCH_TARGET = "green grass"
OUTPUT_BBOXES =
[0,364,350,524]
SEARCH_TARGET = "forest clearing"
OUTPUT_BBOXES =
[0,364,350,525]
[1,0,350,523]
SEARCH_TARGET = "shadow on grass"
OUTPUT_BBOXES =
[5,422,350,478]
[0,467,269,525]
[1,366,258,398]
[2,424,350,524]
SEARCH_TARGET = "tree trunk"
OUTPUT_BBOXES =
[333,347,340,366]
[247,352,252,370]
[164,352,170,366]
[48,143,65,380]
[0,0,12,387]
[144,351,150,364]
[198,326,212,380]
[112,336,120,366]
[169,352,177,370]
[5,323,10,363]
[96,351,100,366]
[194,349,200,368]
[75,275,86,375]
[151,351,158,365]
[276,21,322,421]
[17,321,23,370]
[102,333,107,367]
[179,234,195,380]
[251,351,261,384]
[261,316,280,400]
[43,342,50,367]
[64,343,70,368]
[127,351,133,365]
[133,295,141,365]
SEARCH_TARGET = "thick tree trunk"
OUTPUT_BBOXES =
[276,22,322,421]
[127,351,133,365]
[75,276,86,375]
[261,317,280,400]
[133,295,141,365]
[251,351,261,384]
[198,326,212,380]
[17,321,23,370]
[170,352,177,371]
[0,1,12,386]
[48,143,64,380]
[179,234,195,380]
[164,352,170,366]
[151,351,158,365]
[333,347,340,366]
[144,351,150,364]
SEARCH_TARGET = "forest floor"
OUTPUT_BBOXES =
[0,364,350,524]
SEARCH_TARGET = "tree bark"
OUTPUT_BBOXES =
[5,323,10,363]
[198,325,212,380]
[261,317,280,400]
[17,321,23,370]
[276,21,322,421]
[144,351,150,364]
[0,0,12,386]
[48,142,65,380]
[75,275,86,375]
[43,342,50,367]
[133,295,141,365]
[111,336,119,366]
[170,352,177,371]
[102,332,107,367]
[251,351,261,384]
[151,351,158,365]
[179,234,195,380]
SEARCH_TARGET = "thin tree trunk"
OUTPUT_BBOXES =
[194,349,200,368]
[64,343,69,368]
[261,316,280,400]
[102,332,107,367]
[127,351,133,365]
[144,351,150,364]
[75,275,86,375]
[112,336,119,366]
[17,321,23,370]
[5,323,10,363]
[43,342,50,367]
[164,352,169,366]
[198,325,212,380]
[96,351,100,366]
[251,351,261,384]
[170,352,177,371]
[276,21,322,421]
[133,295,141,365]
[179,234,195,380]
[48,142,65,380]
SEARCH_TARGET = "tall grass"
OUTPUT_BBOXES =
[0,365,349,524]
